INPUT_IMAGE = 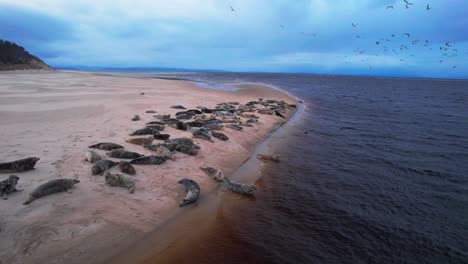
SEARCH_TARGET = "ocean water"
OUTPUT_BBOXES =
[117,72,468,263]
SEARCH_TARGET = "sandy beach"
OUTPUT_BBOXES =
[0,70,297,264]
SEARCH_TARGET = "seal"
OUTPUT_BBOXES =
[23,178,80,204]
[130,155,168,165]
[89,142,124,151]
[126,137,154,146]
[0,157,40,173]
[203,123,224,130]
[84,150,101,163]
[168,121,188,131]
[104,172,135,193]
[256,153,281,162]
[163,138,200,155]
[178,178,200,207]
[176,112,193,120]
[171,105,186,109]
[119,161,136,175]
[211,131,229,141]
[129,127,158,136]
[146,124,165,131]
[131,115,140,121]
[216,172,256,196]
[226,124,243,131]
[91,159,118,175]
[199,167,218,178]
[192,129,214,142]
[0,175,21,200]
[146,121,166,125]
[144,144,173,159]
[155,114,171,120]
[257,109,274,115]
[145,110,156,113]
[153,132,171,140]
[274,110,286,118]
[106,149,143,159]
[239,121,253,127]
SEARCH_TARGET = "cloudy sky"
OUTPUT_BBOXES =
[0,0,467,78]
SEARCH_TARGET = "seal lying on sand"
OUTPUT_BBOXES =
[131,115,140,121]
[23,178,80,205]
[146,124,165,131]
[119,161,136,175]
[178,178,200,207]
[84,150,101,163]
[144,145,173,159]
[163,138,200,156]
[89,143,124,151]
[126,137,154,146]
[168,121,188,131]
[130,127,159,136]
[106,149,143,159]
[0,157,40,173]
[155,114,170,120]
[257,154,281,162]
[226,124,243,131]
[200,167,219,179]
[146,121,166,125]
[192,129,213,142]
[211,131,229,141]
[153,132,171,140]
[92,160,118,175]
[130,155,168,165]
[171,105,186,109]
[0,175,21,200]
[104,172,135,193]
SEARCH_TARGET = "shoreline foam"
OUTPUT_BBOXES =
[0,71,298,264]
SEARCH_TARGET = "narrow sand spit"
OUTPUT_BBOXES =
[0,71,297,264]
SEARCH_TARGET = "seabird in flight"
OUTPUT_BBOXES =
[280,24,285,29]
[426,4,432,10]
[403,33,410,37]
[230,5,235,12]
[386,6,394,9]
[352,23,358,28]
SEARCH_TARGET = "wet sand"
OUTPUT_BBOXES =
[0,71,297,264]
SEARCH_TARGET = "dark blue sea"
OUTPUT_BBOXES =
[113,72,468,264]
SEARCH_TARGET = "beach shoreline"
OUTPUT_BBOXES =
[0,70,298,264]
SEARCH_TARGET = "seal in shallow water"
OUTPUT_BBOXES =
[84,150,101,163]
[0,175,21,200]
[119,161,136,175]
[23,178,80,204]
[0,157,40,173]
[89,143,124,151]
[178,178,200,207]
[106,149,143,159]
[104,172,135,193]
[91,160,118,175]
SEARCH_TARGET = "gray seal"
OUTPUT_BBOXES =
[89,143,124,151]
[211,131,229,141]
[91,160,118,175]
[0,175,21,200]
[199,167,218,178]
[217,172,256,196]
[126,137,154,146]
[23,178,80,204]
[106,149,143,159]
[178,178,200,207]
[104,172,135,193]
[226,124,243,131]
[153,132,171,140]
[130,155,168,165]
[119,161,136,175]
[146,124,165,131]
[0,157,40,173]
[192,129,213,142]
[131,115,140,121]
[84,150,101,163]
[171,105,186,109]
[129,127,158,136]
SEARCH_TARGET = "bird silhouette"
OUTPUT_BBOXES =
[386,6,394,9]
[452,65,457,69]
[403,33,410,37]
[376,41,380,45]
[426,4,432,10]
[280,24,285,29]
[352,23,358,28]
[230,5,235,12]
[404,0,414,6]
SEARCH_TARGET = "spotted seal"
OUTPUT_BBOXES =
[0,175,21,200]
[106,149,143,159]
[130,155,168,165]
[126,137,154,146]
[84,150,101,163]
[91,160,118,175]
[23,178,80,204]
[178,178,200,207]
[211,131,229,141]
[119,161,136,175]
[104,172,135,193]
[89,143,124,151]
[0,157,40,173]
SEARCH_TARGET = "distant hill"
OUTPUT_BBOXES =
[0,40,52,71]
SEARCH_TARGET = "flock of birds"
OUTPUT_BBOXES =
[229,1,461,71]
